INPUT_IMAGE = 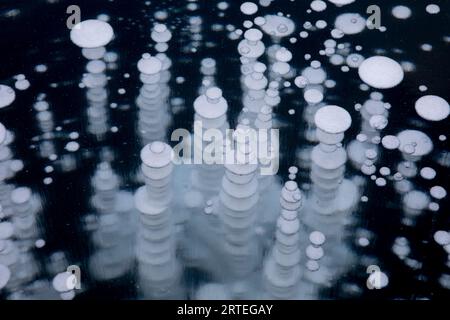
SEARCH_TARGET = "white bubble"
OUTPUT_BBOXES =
[420,167,436,180]
[260,15,295,38]
[415,95,449,121]
[421,43,433,52]
[240,2,258,15]
[306,245,324,260]
[330,54,345,65]
[358,237,370,247]
[65,141,80,152]
[346,53,364,68]
[310,0,327,12]
[70,19,114,49]
[419,85,428,92]
[53,272,73,293]
[15,79,30,91]
[137,54,162,75]
[430,186,446,200]
[294,76,309,88]
[392,5,412,19]
[335,13,366,35]
[434,231,450,246]
[404,190,430,211]
[358,56,404,89]
[35,64,48,73]
[369,115,388,130]
[397,130,433,157]
[254,16,266,26]
[368,271,389,289]
[11,187,31,205]
[0,85,16,109]
[375,177,386,187]
[86,60,106,74]
[315,105,352,134]
[309,231,326,246]
[426,4,440,14]
[35,239,46,248]
[304,88,324,104]
[381,135,400,150]
[379,167,391,176]
[302,66,327,84]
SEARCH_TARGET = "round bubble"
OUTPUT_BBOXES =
[415,95,449,121]
[70,19,114,48]
[397,130,433,157]
[0,85,16,109]
[315,105,352,134]
[240,2,258,15]
[335,13,366,35]
[392,5,412,19]
[358,56,404,89]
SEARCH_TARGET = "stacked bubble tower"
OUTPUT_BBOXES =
[88,162,135,281]
[136,54,171,145]
[218,120,260,281]
[70,19,115,140]
[304,105,358,279]
[191,87,229,198]
[263,181,303,299]
[135,142,183,299]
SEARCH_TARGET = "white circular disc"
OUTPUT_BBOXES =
[358,56,404,89]
[315,105,352,134]
[415,95,449,121]
[70,19,114,48]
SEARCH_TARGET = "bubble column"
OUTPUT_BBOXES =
[269,47,294,82]
[347,94,389,172]
[31,98,57,160]
[192,87,229,198]
[70,20,114,141]
[0,124,15,216]
[304,105,357,279]
[83,48,110,140]
[254,106,280,228]
[151,23,173,140]
[88,162,135,281]
[298,231,330,299]
[262,181,303,299]
[308,105,351,216]
[188,16,203,51]
[156,52,173,135]
[6,187,40,290]
[136,54,168,144]
[151,23,172,54]
[238,29,265,113]
[198,58,217,95]
[218,122,259,279]
[295,65,328,177]
[134,142,183,299]
[240,62,268,124]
